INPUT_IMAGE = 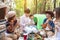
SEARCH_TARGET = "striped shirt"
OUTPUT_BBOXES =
[0,19,6,38]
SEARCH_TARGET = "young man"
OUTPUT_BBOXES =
[20,8,30,32]
[24,14,38,34]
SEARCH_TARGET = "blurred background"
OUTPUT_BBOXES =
[0,0,60,17]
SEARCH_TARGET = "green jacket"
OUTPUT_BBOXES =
[34,14,46,30]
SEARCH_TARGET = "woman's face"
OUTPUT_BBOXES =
[46,13,51,18]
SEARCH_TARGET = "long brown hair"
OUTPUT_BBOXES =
[0,7,7,20]
[54,7,60,19]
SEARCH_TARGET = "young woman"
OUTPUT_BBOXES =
[54,7,60,40]
[5,11,20,40]
[42,11,55,32]
[20,8,30,33]
[24,14,38,34]
[42,11,55,38]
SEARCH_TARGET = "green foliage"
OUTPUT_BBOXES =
[13,0,60,17]
[14,0,24,17]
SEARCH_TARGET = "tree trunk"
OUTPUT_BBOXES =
[33,0,37,14]
[43,0,46,13]
[24,0,27,10]
[36,0,37,13]
[54,0,56,8]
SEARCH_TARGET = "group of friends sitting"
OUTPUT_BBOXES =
[0,2,60,40]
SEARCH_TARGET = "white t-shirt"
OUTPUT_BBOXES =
[20,14,30,27]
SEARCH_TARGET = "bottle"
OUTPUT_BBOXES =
[23,33,28,40]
